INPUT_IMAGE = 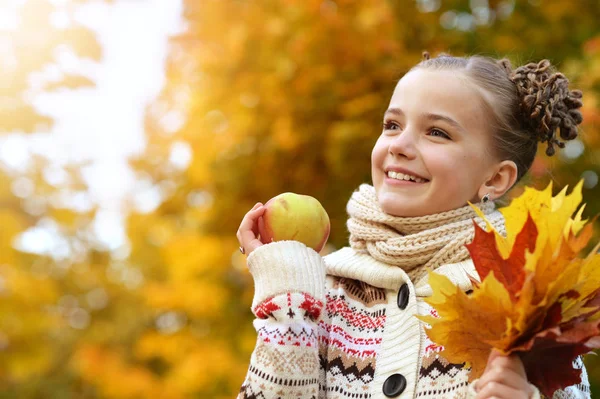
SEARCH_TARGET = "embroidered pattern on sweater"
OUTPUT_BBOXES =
[239,292,323,399]
[240,365,319,398]
[322,346,375,379]
[319,323,381,357]
[317,278,387,399]
[325,279,387,335]
[257,323,318,347]
[255,292,323,321]
[254,345,319,374]
[414,304,470,398]
[333,278,387,307]
[415,352,469,398]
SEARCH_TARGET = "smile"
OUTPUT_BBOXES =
[386,171,428,183]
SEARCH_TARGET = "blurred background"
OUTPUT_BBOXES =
[0,0,599,397]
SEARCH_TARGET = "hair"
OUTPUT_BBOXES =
[413,52,584,184]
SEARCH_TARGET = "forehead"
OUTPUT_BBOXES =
[389,69,488,131]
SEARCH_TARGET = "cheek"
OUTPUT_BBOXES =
[372,137,385,158]
[426,151,460,175]
[371,139,390,191]
[371,140,386,169]
[428,149,482,184]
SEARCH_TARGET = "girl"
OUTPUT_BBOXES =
[236,53,590,399]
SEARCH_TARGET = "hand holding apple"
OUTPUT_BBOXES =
[237,202,267,257]
[258,192,330,253]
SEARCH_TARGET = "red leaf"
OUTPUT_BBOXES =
[465,221,504,282]
[465,214,537,301]
[511,301,562,350]
[561,290,581,300]
[541,302,563,330]
[515,321,600,397]
[520,337,588,397]
[512,213,538,267]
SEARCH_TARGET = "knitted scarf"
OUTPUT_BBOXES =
[346,184,506,282]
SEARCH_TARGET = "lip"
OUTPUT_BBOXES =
[384,166,429,181]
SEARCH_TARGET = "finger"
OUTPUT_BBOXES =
[488,353,527,379]
[477,349,499,390]
[238,205,266,249]
[477,367,530,393]
[477,351,530,393]
[510,354,526,378]
[486,349,502,370]
[248,203,264,238]
[476,380,529,399]
[488,349,501,362]
[238,204,264,235]
[252,214,262,237]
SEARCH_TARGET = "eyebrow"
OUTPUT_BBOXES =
[384,108,467,134]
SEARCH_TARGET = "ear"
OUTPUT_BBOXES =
[477,160,518,201]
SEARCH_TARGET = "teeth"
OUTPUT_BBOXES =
[387,171,426,183]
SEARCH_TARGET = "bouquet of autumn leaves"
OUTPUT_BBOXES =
[419,181,600,397]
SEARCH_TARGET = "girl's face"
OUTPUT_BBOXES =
[371,68,499,217]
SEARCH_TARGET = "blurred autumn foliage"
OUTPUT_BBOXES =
[1,0,600,397]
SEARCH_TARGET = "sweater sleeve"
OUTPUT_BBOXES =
[465,356,591,399]
[237,240,327,399]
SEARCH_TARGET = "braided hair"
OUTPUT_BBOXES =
[504,59,583,156]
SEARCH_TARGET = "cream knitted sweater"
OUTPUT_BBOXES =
[238,241,589,398]
[237,186,590,398]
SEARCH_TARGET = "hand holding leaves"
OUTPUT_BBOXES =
[476,350,533,399]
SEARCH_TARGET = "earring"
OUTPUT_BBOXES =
[482,193,491,203]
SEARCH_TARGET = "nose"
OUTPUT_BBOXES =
[388,127,417,159]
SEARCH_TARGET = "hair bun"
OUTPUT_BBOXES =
[509,60,583,156]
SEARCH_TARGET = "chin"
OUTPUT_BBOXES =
[385,208,423,217]
[379,200,421,217]
[375,190,418,217]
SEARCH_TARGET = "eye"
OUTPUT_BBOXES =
[382,121,401,131]
[429,128,451,139]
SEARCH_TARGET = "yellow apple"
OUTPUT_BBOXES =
[258,192,330,252]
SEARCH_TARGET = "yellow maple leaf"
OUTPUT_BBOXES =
[418,271,514,377]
